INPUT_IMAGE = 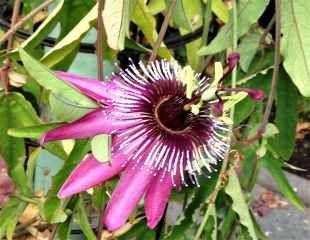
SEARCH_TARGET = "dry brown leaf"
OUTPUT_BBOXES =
[19,204,39,225]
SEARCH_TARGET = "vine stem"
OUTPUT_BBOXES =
[243,0,281,145]
[96,0,105,82]
[194,1,238,239]
[0,0,53,46]
[149,0,177,62]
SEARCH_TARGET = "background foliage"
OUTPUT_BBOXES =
[0,0,309,239]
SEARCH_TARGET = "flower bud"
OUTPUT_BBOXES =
[227,52,240,71]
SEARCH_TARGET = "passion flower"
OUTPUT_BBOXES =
[40,60,261,230]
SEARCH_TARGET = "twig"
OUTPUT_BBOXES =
[0,0,21,95]
[243,0,281,145]
[0,0,53,46]
[149,0,177,62]
[96,0,105,82]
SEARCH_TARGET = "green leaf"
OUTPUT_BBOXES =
[0,199,27,240]
[46,139,90,197]
[220,207,237,240]
[42,197,67,223]
[40,3,98,67]
[132,0,172,60]
[125,38,152,53]
[78,195,96,240]
[225,169,257,240]
[223,92,248,112]
[43,139,90,225]
[269,71,298,160]
[8,123,60,139]
[165,173,219,240]
[91,134,112,163]
[197,0,269,56]
[103,0,133,50]
[179,0,202,69]
[119,219,156,240]
[0,93,41,194]
[57,197,79,240]
[26,147,41,191]
[166,0,192,31]
[20,48,97,108]
[281,0,310,97]
[262,123,279,138]
[21,0,65,51]
[49,93,93,122]
[92,185,108,210]
[237,29,262,72]
[5,95,66,162]
[210,0,229,23]
[148,0,166,15]
[202,204,217,240]
[233,98,255,126]
[58,0,96,39]
[261,152,304,210]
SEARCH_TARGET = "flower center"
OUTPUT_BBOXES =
[154,96,191,134]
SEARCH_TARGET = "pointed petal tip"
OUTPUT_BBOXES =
[56,191,66,199]
[57,184,73,198]
[103,217,124,232]
[147,219,160,229]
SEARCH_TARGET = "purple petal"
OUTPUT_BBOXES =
[57,153,126,198]
[40,108,116,144]
[55,71,119,103]
[144,173,173,229]
[103,165,154,231]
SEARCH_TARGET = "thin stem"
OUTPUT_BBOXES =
[149,0,177,62]
[96,1,105,239]
[229,0,238,120]
[96,0,105,82]
[198,0,212,71]
[194,204,214,240]
[0,0,21,95]
[0,0,53,46]
[243,0,281,145]
[261,0,281,129]
[7,0,21,50]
